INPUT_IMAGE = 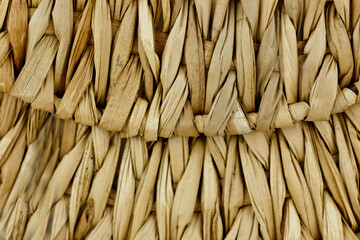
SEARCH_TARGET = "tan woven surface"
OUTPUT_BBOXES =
[2,0,360,239]
[1,0,360,137]
[1,103,360,239]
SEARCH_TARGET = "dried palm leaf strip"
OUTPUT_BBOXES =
[210,0,229,42]
[69,138,93,240]
[283,0,303,32]
[0,103,26,167]
[74,0,86,11]
[160,0,188,97]
[298,8,324,101]
[74,83,98,126]
[30,195,69,239]
[332,86,349,114]
[196,83,360,136]
[226,100,252,135]
[120,97,148,138]
[47,196,68,240]
[326,3,353,88]
[239,137,275,240]
[0,55,14,93]
[184,1,205,114]
[343,217,359,240]
[223,137,244,232]
[0,31,10,65]
[160,0,171,32]
[2,118,52,216]
[194,0,210,38]
[86,208,113,240]
[306,54,338,121]
[75,134,121,239]
[23,133,88,240]
[56,46,94,120]
[144,83,161,141]
[171,138,205,240]
[256,15,277,102]
[299,8,326,96]
[138,0,160,101]
[168,136,188,184]
[333,0,350,30]
[108,0,137,99]
[134,214,157,240]
[334,114,360,222]
[202,143,221,240]
[127,141,162,240]
[313,120,337,155]
[26,108,49,147]
[303,0,326,40]
[303,123,324,237]
[323,191,344,239]
[65,0,93,88]
[224,205,259,240]
[269,133,286,240]
[235,3,255,112]
[257,0,278,41]
[129,136,148,180]
[113,141,135,240]
[26,123,54,202]
[279,132,320,239]
[182,213,202,239]
[204,1,234,113]
[92,0,112,107]
[31,64,54,113]
[52,0,72,94]
[25,0,53,59]
[273,94,294,128]
[353,19,360,82]
[204,71,237,136]
[352,0,360,29]
[59,119,77,158]
[159,67,188,138]
[313,128,358,230]
[0,0,10,30]
[280,8,298,104]
[256,72,282,131]
[114,0,133,21]
[99,55,142,131]
[156,144,173,240]
[0,193,27,240]
[283,199,301,240]
[173,100,199,137]
[243,131,270,169]
[10,35,58,103]
[0,127,26,212]
[347,118,360,168]
[29,147,59,214]
[91,126,110,170]
[280,122,304,162]
[207,136,226,178]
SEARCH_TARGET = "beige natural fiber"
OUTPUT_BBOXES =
[2,0,360,239]
[1,0,360,137]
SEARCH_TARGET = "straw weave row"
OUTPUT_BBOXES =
[1,94,360,239]
[1,0,360,138]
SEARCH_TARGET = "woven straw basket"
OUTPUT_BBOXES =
[1,0,360,239]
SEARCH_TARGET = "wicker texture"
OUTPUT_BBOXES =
[1,0,360,239]
[1,0,359,138]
